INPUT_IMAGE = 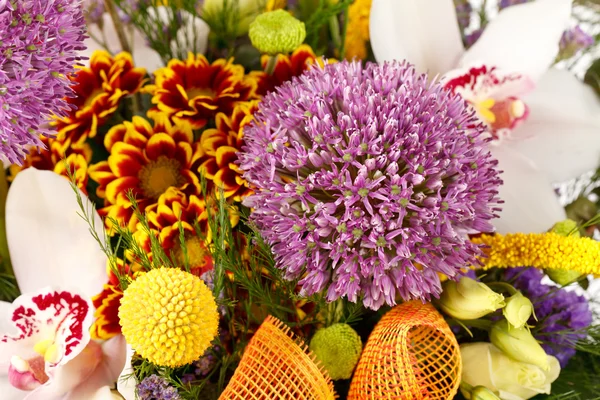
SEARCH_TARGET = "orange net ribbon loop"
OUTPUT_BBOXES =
[219,315,336,400]
[348,301,462,400]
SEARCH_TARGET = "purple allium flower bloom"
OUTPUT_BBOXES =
[498,0,529,10]
[137,374,182,400]
[239,60,502,310]
[506,267,593,367]
[0,0,87,165]
[454,0,472,31]
[559,26,595,60]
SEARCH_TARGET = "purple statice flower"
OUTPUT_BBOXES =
[137,375,182,400]
[506,267,593,367]
[559,26,595,60]
[83,0,104,23]
[0,0,87,165]
[498,0,529,9]
[454,0,472,31]
[239,60,502,310]
[465,28,483,48]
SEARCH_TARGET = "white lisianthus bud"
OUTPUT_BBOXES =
[438,276,505,320]
[503,292,534,329]
[471,386,501,400]
[490,320,549,370]
[203,0,265,36]
[461,342,560,400]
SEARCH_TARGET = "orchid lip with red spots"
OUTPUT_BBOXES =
[443,64,535,140]
[0,288,93,391]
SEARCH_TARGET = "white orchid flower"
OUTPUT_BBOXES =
[0,169,127,400]
[370,0,600,233]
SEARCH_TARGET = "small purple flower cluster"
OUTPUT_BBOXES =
[0,0,87,165]
[240,60,501,309]
[559,26,595,60]
[506,267,593,367]
[137,374,182,400]
[498,0,529,10]
[453,0,472,31]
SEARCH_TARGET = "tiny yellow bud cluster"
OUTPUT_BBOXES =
[472,232,600,275]
[119,267,219,367]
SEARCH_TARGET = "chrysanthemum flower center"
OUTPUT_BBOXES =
[175,235,213,276]
[186,87,216,100]
[118,267,219,367]
[138,156,184,199]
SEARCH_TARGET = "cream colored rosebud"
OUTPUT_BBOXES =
[471,386,501,400]
[438,277,505,320]
[503,292,534,329]
[490,320,549,370]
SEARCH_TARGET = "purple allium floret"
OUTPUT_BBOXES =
[0,0,87,165]
[239,60,502,310]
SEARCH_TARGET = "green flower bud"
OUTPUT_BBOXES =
[490,320,549,370]
[546,219,583,285]
[471,386,501,400]
[249,10,306,55]
[503,292,534,329]
[309,323,362,380]
[438,277,505,320]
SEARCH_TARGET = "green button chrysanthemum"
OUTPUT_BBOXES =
[249,10,306,55]
[309,323,362,380]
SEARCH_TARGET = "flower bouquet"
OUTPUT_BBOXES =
[1,0,600,399]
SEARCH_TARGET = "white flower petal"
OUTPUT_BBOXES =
[6,169,107,298]
[81,13,164,72]
[369,0,464,77]
[508,69,600,182]
[491,146,566,234]
[116,345,136,400]
[461,0,571,81]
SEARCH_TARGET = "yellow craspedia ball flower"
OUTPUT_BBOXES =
[118,267,219,367]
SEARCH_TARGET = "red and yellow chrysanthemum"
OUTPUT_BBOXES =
[133,187,239,276]
[88,116,203,232]
[197,100,259,202]
[146,53,259,131]
[54,50,146,148]
[254,45,331,96]
[91,258,143,340]
[9,136,92,193]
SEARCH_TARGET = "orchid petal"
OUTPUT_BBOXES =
[491,145,566,234]
[116,345,135,400]
[461,0,571,81]
[369,0,464,77]
[0,301,15,334]
[82,13,164,72]
[6,169,107,298]
[0,376,29,400]
[508,69,600,182]
[0,288,93,370]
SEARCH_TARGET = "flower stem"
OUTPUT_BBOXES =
[265,54,278,75]
[0,167,13,279]
[486,282,518,295]
[329,15,341,53]
[104,0,131,54]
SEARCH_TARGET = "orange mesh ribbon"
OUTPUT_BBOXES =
[348,301,461,400]
[219,316,336,400]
